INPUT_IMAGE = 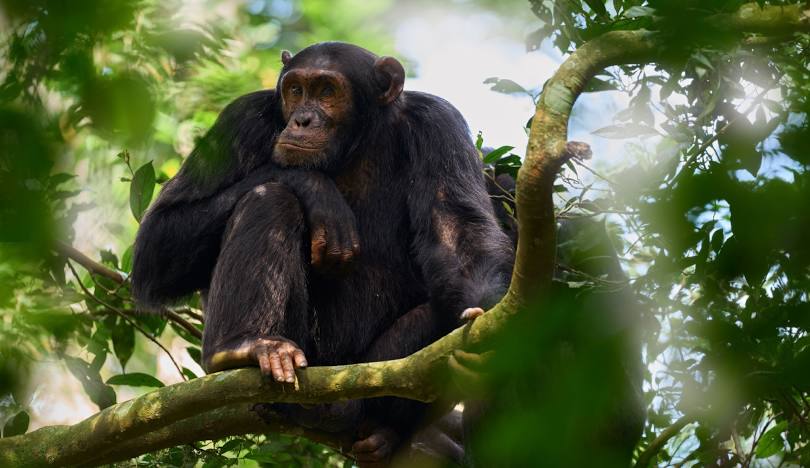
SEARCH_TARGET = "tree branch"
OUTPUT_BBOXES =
[83,404,353,466]
[55,241,125,284]
[633,414,696,468]
[5,3,806,466]
[509,1,808,307]
[56,242,204,340]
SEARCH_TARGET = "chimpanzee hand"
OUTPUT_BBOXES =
[268,170,360,274]
[249,336,308,383]
[307,202,361,274]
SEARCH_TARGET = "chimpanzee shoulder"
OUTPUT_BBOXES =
[396,91,485,188]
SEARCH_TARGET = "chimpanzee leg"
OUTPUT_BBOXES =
[363,303,442,362]
[275,304,444,442]
[202,182,311,380]
[353,304,446,465]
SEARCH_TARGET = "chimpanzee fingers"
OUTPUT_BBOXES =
[280,352,296,383]
[338,221,360,264]
[310,226,327,269]
[461,307,485,321]
[327,223,356,267]
[257,349,274,380]
[325,235,344,268]
[268,352,286,382]
[293,349,308,368]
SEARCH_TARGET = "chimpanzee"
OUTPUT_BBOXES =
[131,42,513,464]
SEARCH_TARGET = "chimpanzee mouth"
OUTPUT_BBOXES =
[276,141,325,152]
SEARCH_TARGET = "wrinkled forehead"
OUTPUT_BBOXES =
[281,67,345,82]
[292,53,342,71]
[281,54,348,85]
[284,45,376,80]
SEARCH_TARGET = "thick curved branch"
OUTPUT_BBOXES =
[509,2,808,306]
[4,3,807,466]
[0,306,509,467]
[83,404,353,466]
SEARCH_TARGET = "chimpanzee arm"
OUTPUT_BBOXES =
[404,92,514,330]
[132,90,358,310]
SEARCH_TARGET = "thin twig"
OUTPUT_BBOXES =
[634,414,697,468]
[175,308,204,323]
[746,415,776,468]
[56,241,125,283]
[66,260,187,381]
[668,86,772,188]
[58,241,205,338]
[575,160,619,186]
[165,310,203,340]
[484,170,517,203]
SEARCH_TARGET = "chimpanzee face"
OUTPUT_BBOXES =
[272,45,405,170]
[273,64,354,169]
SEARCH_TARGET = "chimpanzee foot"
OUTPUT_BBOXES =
[352,426,400,467]
[250,336,307,383]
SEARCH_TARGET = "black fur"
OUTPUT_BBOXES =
[131,42,513,443]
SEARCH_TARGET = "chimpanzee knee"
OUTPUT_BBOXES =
[203,182,311,361]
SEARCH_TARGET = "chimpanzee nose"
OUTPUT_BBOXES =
[294,114,312,128]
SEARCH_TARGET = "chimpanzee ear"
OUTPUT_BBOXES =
[281,50,293,66]
[373,56,405,105]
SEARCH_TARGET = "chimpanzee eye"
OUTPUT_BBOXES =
[290,85,303,96]
[320,85,335,98]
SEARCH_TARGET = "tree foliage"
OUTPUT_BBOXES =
[1,0,809,466]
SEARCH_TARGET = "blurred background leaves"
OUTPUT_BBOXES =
[1,0,809,466]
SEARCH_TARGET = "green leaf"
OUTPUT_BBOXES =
[483,77,528,96]
[182,367,198,380]
[475,131,483,151]
[2,410,29,437]
[660,73,680,100]
[583,0,607,17]
[755,421,787,458]
[112,318,135,370]
[583,77,617,93]
[483,146,515,164]
[107,372,165,388]
[120,245,134,273]
[625,6,655,18]
[48,172,77,187]
[129,161,156,222]
[762,100,781,113]
[169,320,201,345]
[592,123,659,139]
[64,356,117,409]
[99,249,119,268]
[219,439,245,454]
[692,52,714,71]
[186,346,202,365]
